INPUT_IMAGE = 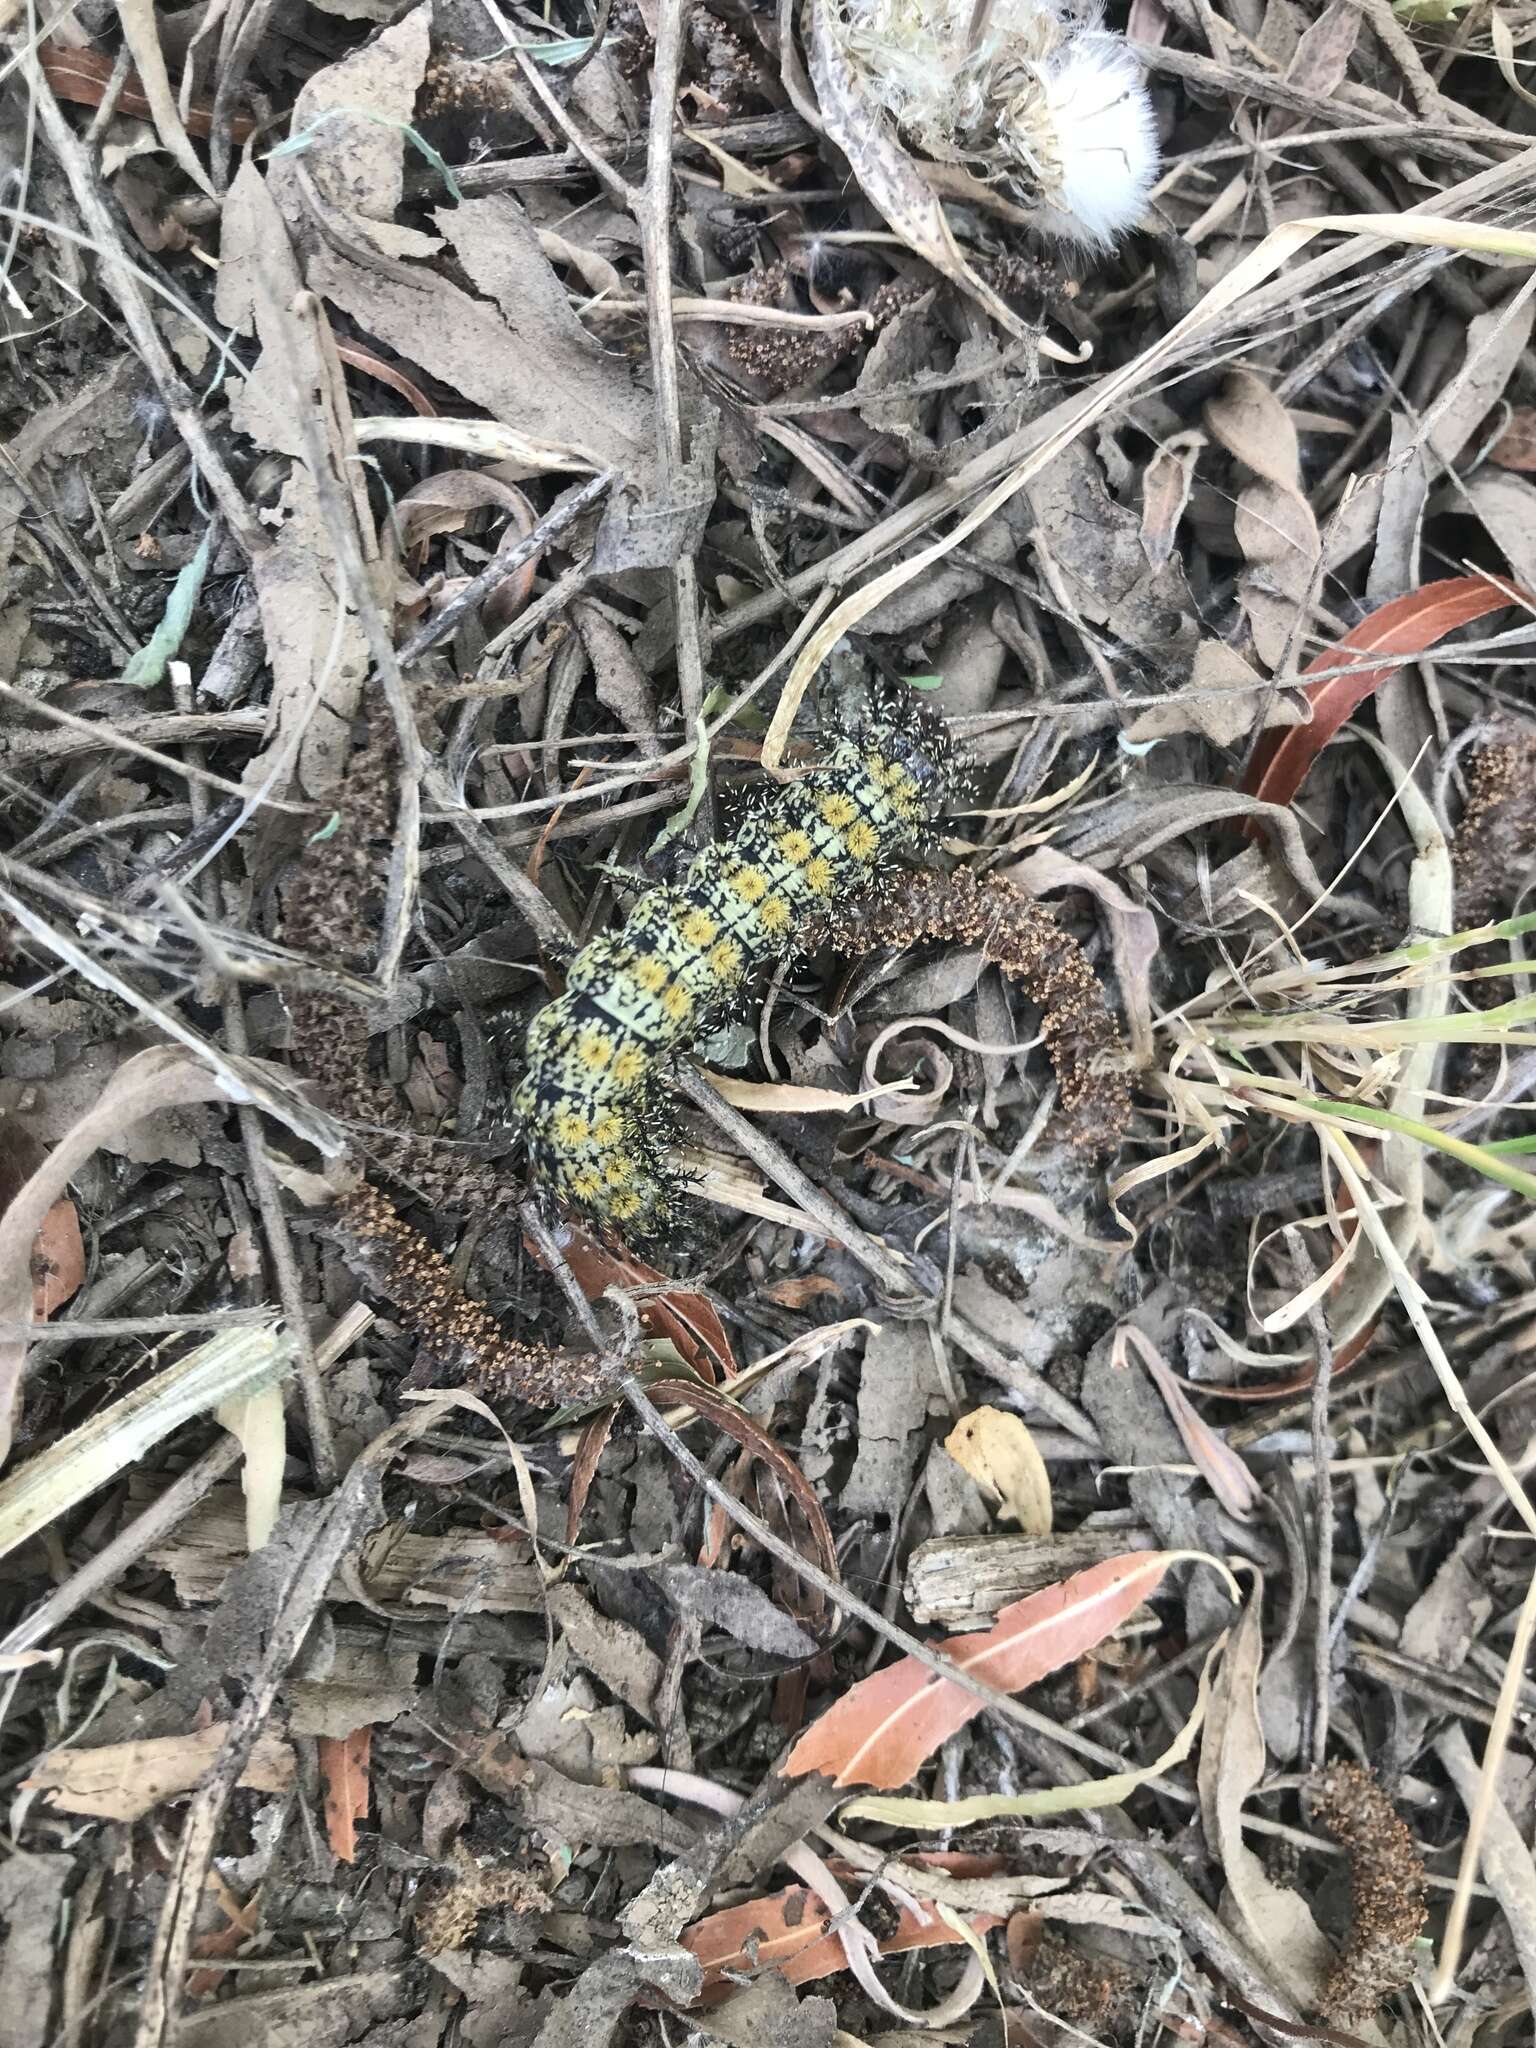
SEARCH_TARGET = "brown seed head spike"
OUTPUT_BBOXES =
[332,1185,620,1410]
[1308,1761,1428,2025]
[838,867,1133,1153]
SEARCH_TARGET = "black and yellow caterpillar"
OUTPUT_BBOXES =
[515,703,960,1235]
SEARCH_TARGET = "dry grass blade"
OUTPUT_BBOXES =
[0,1323,295,1565]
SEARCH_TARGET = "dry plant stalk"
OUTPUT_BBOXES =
[1308,1760,1428,2025]
[330,1186,619,1409]
[840,866,1132,1151]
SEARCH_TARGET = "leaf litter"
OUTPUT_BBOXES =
[3,3,1536,2046]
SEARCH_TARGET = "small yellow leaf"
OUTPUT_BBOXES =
[944,1406,1052,1534]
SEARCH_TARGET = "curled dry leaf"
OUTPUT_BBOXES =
[649,1377,841,1590]
[1196,1582,1332,2009]
[944,1407,1054,1534]
[785,1550,1189,1790]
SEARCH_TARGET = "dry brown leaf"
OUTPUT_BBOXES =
[270,4,436,263]
[1123,639,1285,749]
[944,1407,1054,1535]
[1196,1584,1332,2007]
[1139,431,1205,568]
[1427,291,1536,466]
[1461,469,1536,590]
[25,1724,295,1821]
[1205,370,1322,669]
[1283,0,1360,100]
[785,1551,1182,1789]
[318,1727,371,1864]
[215,164,371,801]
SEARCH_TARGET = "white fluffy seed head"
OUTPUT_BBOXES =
[1024,28,1160,248]
[840,0,1159,252]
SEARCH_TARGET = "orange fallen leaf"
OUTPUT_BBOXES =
[318,1727,371,1864]
[1241,574,1532,814]
[31,1197,83,1318]
[684,1878,1003,1992]
[785,1552,1178,1790]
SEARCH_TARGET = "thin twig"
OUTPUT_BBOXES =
[397,471,615,667]
[285,293,423,992]
[671,1064,933,1305]
[637,0,714,842]
[1430,1563,1536,2002]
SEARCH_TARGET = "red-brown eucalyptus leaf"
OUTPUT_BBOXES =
[1241,574,1532,813]
[786,1551,1176,1789]
[39,39,255,141]
[527,1225,736,1383]
[648,1378,841,1589]
[685,1878,1003,1992]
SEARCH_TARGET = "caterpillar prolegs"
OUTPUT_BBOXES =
[514,705,961,1235]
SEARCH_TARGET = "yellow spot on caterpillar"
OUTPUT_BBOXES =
[661,984,693,1023]
[554,1109,589,1147]
[866,752,890,782]
[847,820,879,860]
[777,828,812,866]
[613,1047,646,1087]
[758,895,791,936]
[604,1152,635,1186]
[708,938,744,981]
[570,1167,602,1201]
[577,1027,614,1072]
[888,771,922,815]
[681,907,718,948]
[728,865,768,904]
[608,1188,643,1221]
[805,857,835,895]
[818,793,858,829]
[593,1110,623,1145]
[634,956,668,994]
